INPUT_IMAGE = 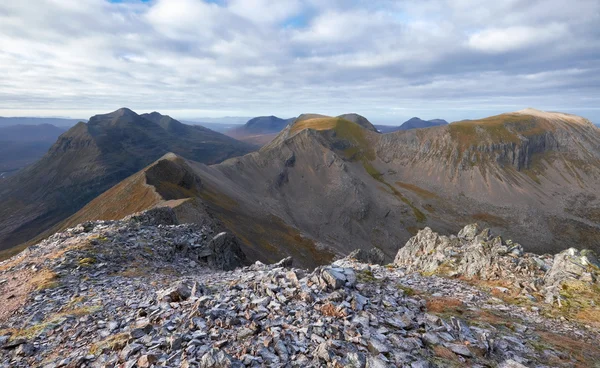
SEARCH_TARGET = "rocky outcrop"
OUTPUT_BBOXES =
[394,224,600,307]
[1,217,600,367]
[346,248,386,265]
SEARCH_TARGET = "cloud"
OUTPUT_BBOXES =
[0,0,598,123]
[468,24,568,53]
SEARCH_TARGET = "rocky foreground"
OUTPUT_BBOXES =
[1,209,600,367]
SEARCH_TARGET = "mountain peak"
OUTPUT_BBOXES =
[398,117,448,130]
[513,108,594,127]
[113,107,137,117]
[88,107,141,127]
[336,113,377,132]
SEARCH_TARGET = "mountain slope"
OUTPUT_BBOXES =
[24,109,600,267]
[0,108,255,255]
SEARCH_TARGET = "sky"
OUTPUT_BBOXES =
[0,0,599,124]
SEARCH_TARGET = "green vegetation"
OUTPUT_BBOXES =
[356,269,377,283]
[449,114,546,152]
[396,284,416,296]
[78,257,96,266]
[31,269,60,290]
[2,305,102,342]
[395,182,438,199]
[89,332,130,355]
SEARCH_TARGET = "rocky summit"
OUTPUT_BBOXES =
[1,210,599,367]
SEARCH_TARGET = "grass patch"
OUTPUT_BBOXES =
[356,269,377,283]
[433,345,460,361]
[395,181,438,199]
[536,330,600,367]
[449,114,544,152]
[31,269,60,290]
[555,280,600,327]
[4,305,102,341]
[397,285,416,296]
[78,257,96,266]
[426,297,464,315]
[89,332,130,355]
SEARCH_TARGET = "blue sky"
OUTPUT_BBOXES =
[0,0,598,124]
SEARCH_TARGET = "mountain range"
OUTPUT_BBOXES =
[226,115,449,146]
[0,108,255,259]
[375,117,448,133]
[5,108,598,268]
[0,116,82,128]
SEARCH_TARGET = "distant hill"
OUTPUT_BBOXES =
[0,108,255,254]
[0,117,82,128]
[0,123,66,141]
[183,121,243,133]
[225,116,296,146]
[0,124,67,178]
[375,117,448,133]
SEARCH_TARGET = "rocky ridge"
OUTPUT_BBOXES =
[0,211,599,367]
[395,224,600,324]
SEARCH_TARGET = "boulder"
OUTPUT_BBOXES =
[545,248,600,287]
[200,348,239,368]
[205,232,247,271]
[458,223,479,241]
[347,248,386,265]
[157,280,193,302]
[126,207,179,226]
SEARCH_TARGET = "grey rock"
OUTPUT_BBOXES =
[205,232,247,271]
[346,352,367,368]
[347,248,386,265]
[157,280,192,302]
[15,343,35,357]
[446,343,472,357]
[458,223,479,241]
[367,338,391,354]
[322,268,347,289]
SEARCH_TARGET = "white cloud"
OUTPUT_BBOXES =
[468,24,568,53]
[228,0,302,25]
[0,0,597,123]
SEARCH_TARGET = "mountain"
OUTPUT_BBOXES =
[0,117,82,128]
[182,121,243,133]
[186,116,252,125]
[400,117,448,130]
[224,116,296,146]
[0,124,67,178]
[1,209,599,367]
[375,117,448,133]
[43,109,600,269]
[0,108,255,258]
